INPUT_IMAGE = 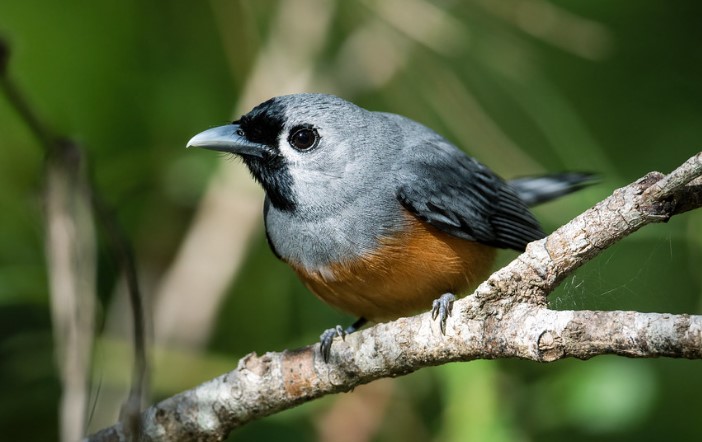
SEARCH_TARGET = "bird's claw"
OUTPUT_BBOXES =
[319,324,345,362]
[431,293,455,334]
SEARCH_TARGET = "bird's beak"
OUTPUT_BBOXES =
[186,124,267,158]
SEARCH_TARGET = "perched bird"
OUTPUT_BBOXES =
[187,93,593,361]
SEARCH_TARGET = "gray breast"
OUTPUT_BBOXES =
[263,191,405,271]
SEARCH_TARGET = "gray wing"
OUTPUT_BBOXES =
[396,143,545,252]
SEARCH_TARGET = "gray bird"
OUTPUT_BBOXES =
[187,93,593,361]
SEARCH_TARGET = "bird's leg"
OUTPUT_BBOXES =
[431,292,455,334]
[319,317,368,362]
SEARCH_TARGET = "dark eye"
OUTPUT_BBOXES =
[289,127,319,151]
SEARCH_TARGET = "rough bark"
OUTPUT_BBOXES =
[87,152,702,442]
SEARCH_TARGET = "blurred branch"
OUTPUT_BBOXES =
[475,0,613,60]
[87,154,702,442]
[45,139,97,442]
[361,0,470,55]
[0,36,148,441]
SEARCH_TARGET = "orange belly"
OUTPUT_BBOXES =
[291,213,496,322]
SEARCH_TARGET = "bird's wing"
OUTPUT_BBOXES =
[396,142,545,251]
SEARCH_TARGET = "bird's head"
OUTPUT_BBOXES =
[188,94,397,215]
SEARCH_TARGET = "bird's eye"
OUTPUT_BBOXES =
[289,127,319,151]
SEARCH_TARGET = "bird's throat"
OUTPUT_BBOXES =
[242,156,297,212]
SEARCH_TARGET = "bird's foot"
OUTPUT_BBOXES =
[431,292,456,334]
[319,325,345,363]
[318,317,368,363]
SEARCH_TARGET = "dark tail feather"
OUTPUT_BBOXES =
[508,172,598,207]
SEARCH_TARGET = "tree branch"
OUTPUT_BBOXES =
[87,152,702,442]
[0,36,149,441]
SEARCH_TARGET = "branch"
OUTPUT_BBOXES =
[87,152,702,442]
[0,36,149,440]
[2,38,96,442]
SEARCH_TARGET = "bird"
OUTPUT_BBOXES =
[187,93,594,362]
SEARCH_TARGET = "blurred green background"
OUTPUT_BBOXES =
[1,0,701,441]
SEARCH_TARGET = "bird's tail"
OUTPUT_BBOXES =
[508,172,597,207]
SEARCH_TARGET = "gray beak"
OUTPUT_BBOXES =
[186,124,267,158]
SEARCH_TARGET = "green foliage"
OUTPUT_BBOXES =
[1,0,701,440]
